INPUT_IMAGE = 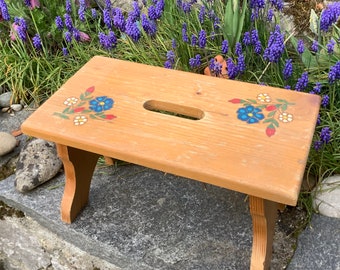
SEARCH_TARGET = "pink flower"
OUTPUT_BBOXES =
[79,31,91,42]
[228,98,241,104]
[10,23,19,41]
[30,0,40,9]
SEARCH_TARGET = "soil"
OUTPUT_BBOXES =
[283,0,324,35]
[0,201,25,220]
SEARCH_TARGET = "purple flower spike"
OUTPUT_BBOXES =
[32,33,42,50]
[221,39,229,54]
[320,2,340,31]
[320,127,332,144]
[55,16,63,30]
[297,39,304,54]
[263,25,285,63]
[311,40,318,53]
[283,59,293,80]
[295,72,308,91]
[198,29,207,49]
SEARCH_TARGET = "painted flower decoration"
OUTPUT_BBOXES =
[73,115,88,126]
[237,105,264,124]
[229,93,295,137]
[278,112,293,123]
[54,86,117,125]
[89,96,114,112]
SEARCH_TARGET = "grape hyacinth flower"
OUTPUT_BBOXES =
[320,2,340,31]
[113,8,125,32]
[297,39,304,54]
[125,16,141,42]
[105,0,111,10]
[64,13,74,31]
[141,14,157,36]
[155,0,165,18]
[314,140,323,151]
[251,29,262,54]
[98,31,116,50]
[64,31,72,43]
[103,8,112,29]
[129,1,141,22]
[191,34,197,46]
[320,127,332,144]
[55,16,63,30]
[73,28,81,42]
[235,42,243,56]
[65,0,72,14]
[164,50,175,69]
[321,94,330,107]
[172,39,176,49]
[267,9,274,21]
[227,58,239,79]
[0,0,10,21]
[243,32,251,46]
[148,5,157,20]
[182,23,189,43]
[62,47,68,56]
[199,5,205,24]
[13,17,28,41]
[270,0,283,10]
[189,54,201,69]
[91,8,97,19]
[283,59,293,80]
[327,38,336,54]
[263,25,285,63]
[78,0,86,22]
[221,39,229,54]
[328,61,340,83]
[209,58,222,76]
[250,0,265,9]
[295,71,308,91]
[310,82,322,94]
[284,85,291,90]
[311,40,318,53]
[237,54,246,74]
[198,29,207,49]
[32,33,42,50]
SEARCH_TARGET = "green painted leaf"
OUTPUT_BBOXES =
[80,93,85,100]
[281,104,287,111]
[62,107,71,114]
[267,111,276,118]
[246,99,257,104]
[54,112,69,119]
[276,99,288,103]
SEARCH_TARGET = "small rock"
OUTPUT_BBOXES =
[0,132,17,156]
[15,139,63,193]
[10,103,23,112]
[1,107,10,113]
[0,92,12,108]
[313,175,340,218]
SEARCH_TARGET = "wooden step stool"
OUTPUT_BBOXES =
[21,56,320,269]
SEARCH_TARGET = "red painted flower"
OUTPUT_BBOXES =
[228,98,241,104]
[265,105,277,111]
[73,107,85,113]
[266,126,276,137]
[105,114,116,120]
[86,86,95,93]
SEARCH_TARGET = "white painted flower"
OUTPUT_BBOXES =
[257,93,271,103]
[64,97,78,106]
[279,112,293,123]
[73,115,87,126]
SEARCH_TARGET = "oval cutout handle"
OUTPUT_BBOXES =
[143,100,204,120]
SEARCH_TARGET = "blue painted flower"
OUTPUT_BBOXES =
[237,105,264,124]
[89,96,114,112]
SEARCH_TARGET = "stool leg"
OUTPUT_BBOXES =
[249,196,278,270]
[57,144,100,223]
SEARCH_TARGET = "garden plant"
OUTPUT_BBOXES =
[0,0,339,213]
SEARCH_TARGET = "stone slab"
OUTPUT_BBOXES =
[287,214,340,270]
[0,164,255,269]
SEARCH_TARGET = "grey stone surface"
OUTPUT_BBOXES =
[287,214,340,270]
[15,139,62,192]
[313,175,340,218]
[0,132,17,156]
[95,0,143,11]
[0,92,12,108]
[0,164,256,269]
[10,104,23,112]
[0,216,120,270]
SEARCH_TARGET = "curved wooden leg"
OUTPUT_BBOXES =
[57,144,100,223]
[249,196,279,270]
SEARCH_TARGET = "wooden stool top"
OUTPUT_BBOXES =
[21,56,320,206]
